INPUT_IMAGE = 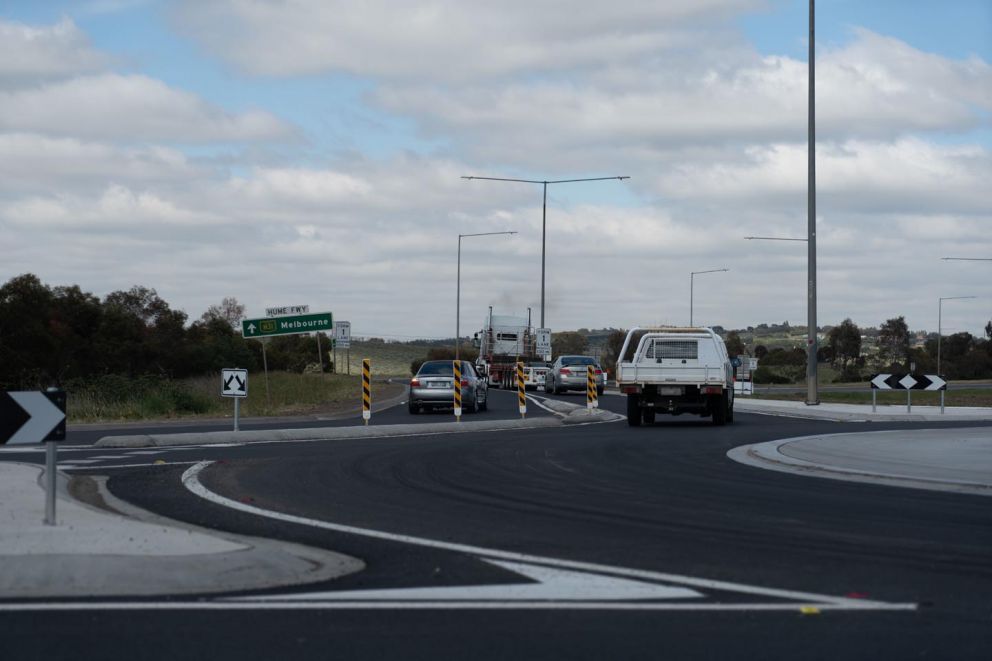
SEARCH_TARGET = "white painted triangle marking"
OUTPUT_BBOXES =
[898,375,917,390]
[7,392,65,445]
[236,559,701,602]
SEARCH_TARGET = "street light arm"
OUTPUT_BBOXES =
[691,268,730,276]
[745,236,808,242]
[459,231,518,239]
[462,175,630,185]
[941,257,992,261]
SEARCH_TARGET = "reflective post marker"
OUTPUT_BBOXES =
[517,361,526,418]
[453,360,463,421]
[362,359,371,424]
[44,440,56,525]
[587,365,599,410]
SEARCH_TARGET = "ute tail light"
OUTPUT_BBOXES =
[410,378,421,387]
[621,385,642,394]
[702,386,723,395]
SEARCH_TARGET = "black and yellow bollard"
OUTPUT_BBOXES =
[587,365,599,410]
[362,358,371,425]
[453,359,463,421]
[517,361,527,418]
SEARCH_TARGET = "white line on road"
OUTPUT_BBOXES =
[180,461,915,611]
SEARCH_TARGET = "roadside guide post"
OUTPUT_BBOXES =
[221,368,248,431]
[362,359,372,425]
[517,361,527,418]
[454,360,463,421]
[587,365,599,410]
[1,388,67,525]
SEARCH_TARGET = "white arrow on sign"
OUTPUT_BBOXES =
[924,375,946,391]
[870,374,891,390]
[245,323,257,335]
[6,392,66,445]
[237,559,701,602]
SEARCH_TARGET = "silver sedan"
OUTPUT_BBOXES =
[409,360,489,413]
[544,355,605,396]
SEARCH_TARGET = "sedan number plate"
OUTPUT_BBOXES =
[427,381,449,388]
[659,386,684,396]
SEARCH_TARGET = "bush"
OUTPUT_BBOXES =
[752,366,792,384]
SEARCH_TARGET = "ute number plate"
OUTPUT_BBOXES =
[659,386,684,396]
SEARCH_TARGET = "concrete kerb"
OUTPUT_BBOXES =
[0,462,364,597]
[95,416,565,448]
[728,429,992,497]
[734,397,992,422]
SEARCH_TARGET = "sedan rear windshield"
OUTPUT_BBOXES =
[417,361,475,376]
[561,356,598,367]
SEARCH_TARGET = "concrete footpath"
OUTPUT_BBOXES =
[734,397,992,422]
[0,462,363,597]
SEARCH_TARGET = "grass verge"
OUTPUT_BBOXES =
[67,372,404,423]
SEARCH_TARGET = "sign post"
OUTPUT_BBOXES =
[335,322,352,375]
[517,361,527,418]
[362,359,372,425]
[221,368,248,431]
[1,389,67,525]
[453,360,463,421]
[587,365,599,410]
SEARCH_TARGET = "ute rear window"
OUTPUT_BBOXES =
[646,340,698,360]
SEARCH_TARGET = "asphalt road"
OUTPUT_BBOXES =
[2,389,990,660]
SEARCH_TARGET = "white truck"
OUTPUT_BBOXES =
[473,308,548,389]
[615,327,735,426]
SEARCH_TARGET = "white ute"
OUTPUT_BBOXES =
[615,327,735,426]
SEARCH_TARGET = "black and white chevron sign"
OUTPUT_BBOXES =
[869,374,947,391]
[0,390,67,445]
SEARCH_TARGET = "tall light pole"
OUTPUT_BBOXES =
[457,231,517,359]
[937,296,977,375]
[461,175,629,330]
[806,0,819,406]
[690,269,729,326]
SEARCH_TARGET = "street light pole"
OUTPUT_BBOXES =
[806,0,818,406]
[456,231,517,360]
[937,296,977,375]
[689,269,729,326]
[462,175,629,329]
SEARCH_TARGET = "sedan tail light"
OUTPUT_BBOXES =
[560,368,571,375]
[410,378,421,387]
[594,369,603,375]
[461,378,469,386]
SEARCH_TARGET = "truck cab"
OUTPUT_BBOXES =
[615,327,734,426]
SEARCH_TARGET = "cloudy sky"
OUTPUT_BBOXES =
[1,0,990,339]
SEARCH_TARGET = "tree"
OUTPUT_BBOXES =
[724,331,745,357]
[826,318,861,368]
[552,331,588,357]
[878,316,910,367]
[753,344,768,359]
[599,329,628,378]
[201,297,246,329]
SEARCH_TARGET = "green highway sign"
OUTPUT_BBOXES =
[242,312,333,339]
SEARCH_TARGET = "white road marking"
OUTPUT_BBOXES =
[236,559,701,602]
[0,601,915,612]
[181,461,915,611]
[60,460,200,471]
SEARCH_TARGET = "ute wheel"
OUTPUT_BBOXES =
[597,385,604,396]
[728,395,734,423]
[712,393,728,426]
[479,390,488,411]
[626,395,642,426]
[642,409,656,425]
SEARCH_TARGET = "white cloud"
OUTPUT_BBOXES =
[0,133,203,194]
[174,0,758,80]
[0,17,109,82]
[0,74,295,143]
